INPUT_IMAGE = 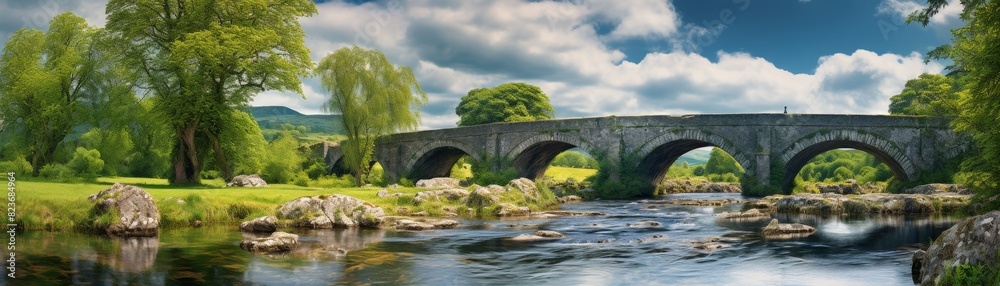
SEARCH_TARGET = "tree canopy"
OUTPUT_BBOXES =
[909,0,1000,211]
[105,0,317,184]
[316,46,427,186]
[0,12,107,176]
[455,82,555,126]
[888,73,963,116]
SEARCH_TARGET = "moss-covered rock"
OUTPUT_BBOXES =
[87,183,160,237]
[277,195,385,229]
[914,211,1000,285]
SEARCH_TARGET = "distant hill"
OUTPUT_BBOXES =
[674,148,711,166]
[249,106,344,134]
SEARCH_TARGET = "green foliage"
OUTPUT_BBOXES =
[316,46,427,186]
[793,150,894,186]
[889,73,963,116]
[455,82,555,126]
[741,158,786,197]
[0,13,108,176]
[941,262,1000,286]
[260,134,304,184]
[80,128,133,176]
[67,147,104,180]
[449,157,474,181]
[472,167,520,186]
[589,153,647,199]
[106,0,318,184]
[909,0,1000,212]
[550,150,599,169]
[39,164,75,180]
[0,158,32,175]
[216,109,268,179]
[304,160,328,180]
[704,148,744,177]
[397,177,415,188]
[833,166,855,181]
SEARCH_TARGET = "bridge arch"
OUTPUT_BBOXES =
[405,140,483,180]
[779,130,917,190]
[635,130,752,189]
[505,133,599,180]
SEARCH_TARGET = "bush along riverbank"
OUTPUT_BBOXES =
[14,176,563,232]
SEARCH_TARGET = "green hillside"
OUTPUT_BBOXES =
[250,106,344,135]
[675,148,711,166]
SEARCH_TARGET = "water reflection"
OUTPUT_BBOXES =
[10,195,963,285]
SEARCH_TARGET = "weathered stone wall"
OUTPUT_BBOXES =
[334,114,966,195]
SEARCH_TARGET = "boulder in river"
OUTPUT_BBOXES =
[761,219,816,239]
[240,231,298,253]
[88,183,160,237]
[508,178,541,201]
[626,220,663,228]
[509,230,566,241]
[716,208,771,220]
[240,216,278,233]
[494,203,531,217]
[466,186,501,208]
[227,174,268,187]
[413,189,470,205]
[913,210,1000,285]
[557,195,583,203]
[415,177,461,188]
[389,217,461,230]
[903,183,969,195]
[277,194,385,229]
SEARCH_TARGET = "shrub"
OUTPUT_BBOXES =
[39,164,76,180]
[200,170,221,180]
[398,177,415,187]
[260,134,304,184]
[941,262,1000,286]
[67,147,104,179]
[471,167,519,186]
[292,171,310,187]
[304,161,327,180]
[0,157,32,175]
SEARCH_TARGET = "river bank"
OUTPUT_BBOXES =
[15,177,561,232]
[11,192,967,285]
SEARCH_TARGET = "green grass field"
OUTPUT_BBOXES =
[16,177,430,231]
[543,166,596,182]
[16,175,559,231]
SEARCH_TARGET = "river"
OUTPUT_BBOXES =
[8,193,960,285]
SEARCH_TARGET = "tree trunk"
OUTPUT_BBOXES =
[207,132,233,181]
[172,123,202,185]
[354,170,363,187]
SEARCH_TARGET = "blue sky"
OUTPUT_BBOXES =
[0,0,964,129]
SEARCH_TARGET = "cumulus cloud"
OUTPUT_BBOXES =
[0,0,948,130]
[878,0,963,26]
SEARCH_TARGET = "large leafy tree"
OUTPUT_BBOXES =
[455,82,555,126]
[0,13,107,176]
[910,0,1000,211]
[889,73,963,116]
[105,0,317,184]
[316,46,427,186]
[704,148,743,176]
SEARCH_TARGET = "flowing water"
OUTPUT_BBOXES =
[7,194,960,285]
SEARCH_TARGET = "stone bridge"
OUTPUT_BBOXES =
[325,114,968,195]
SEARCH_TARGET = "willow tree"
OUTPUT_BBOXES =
[105,0,316,184]
[0,13,107,176]
[316,46,427,186]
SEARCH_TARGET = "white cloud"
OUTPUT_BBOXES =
[878,0,963,26]
[0,0,948,130]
